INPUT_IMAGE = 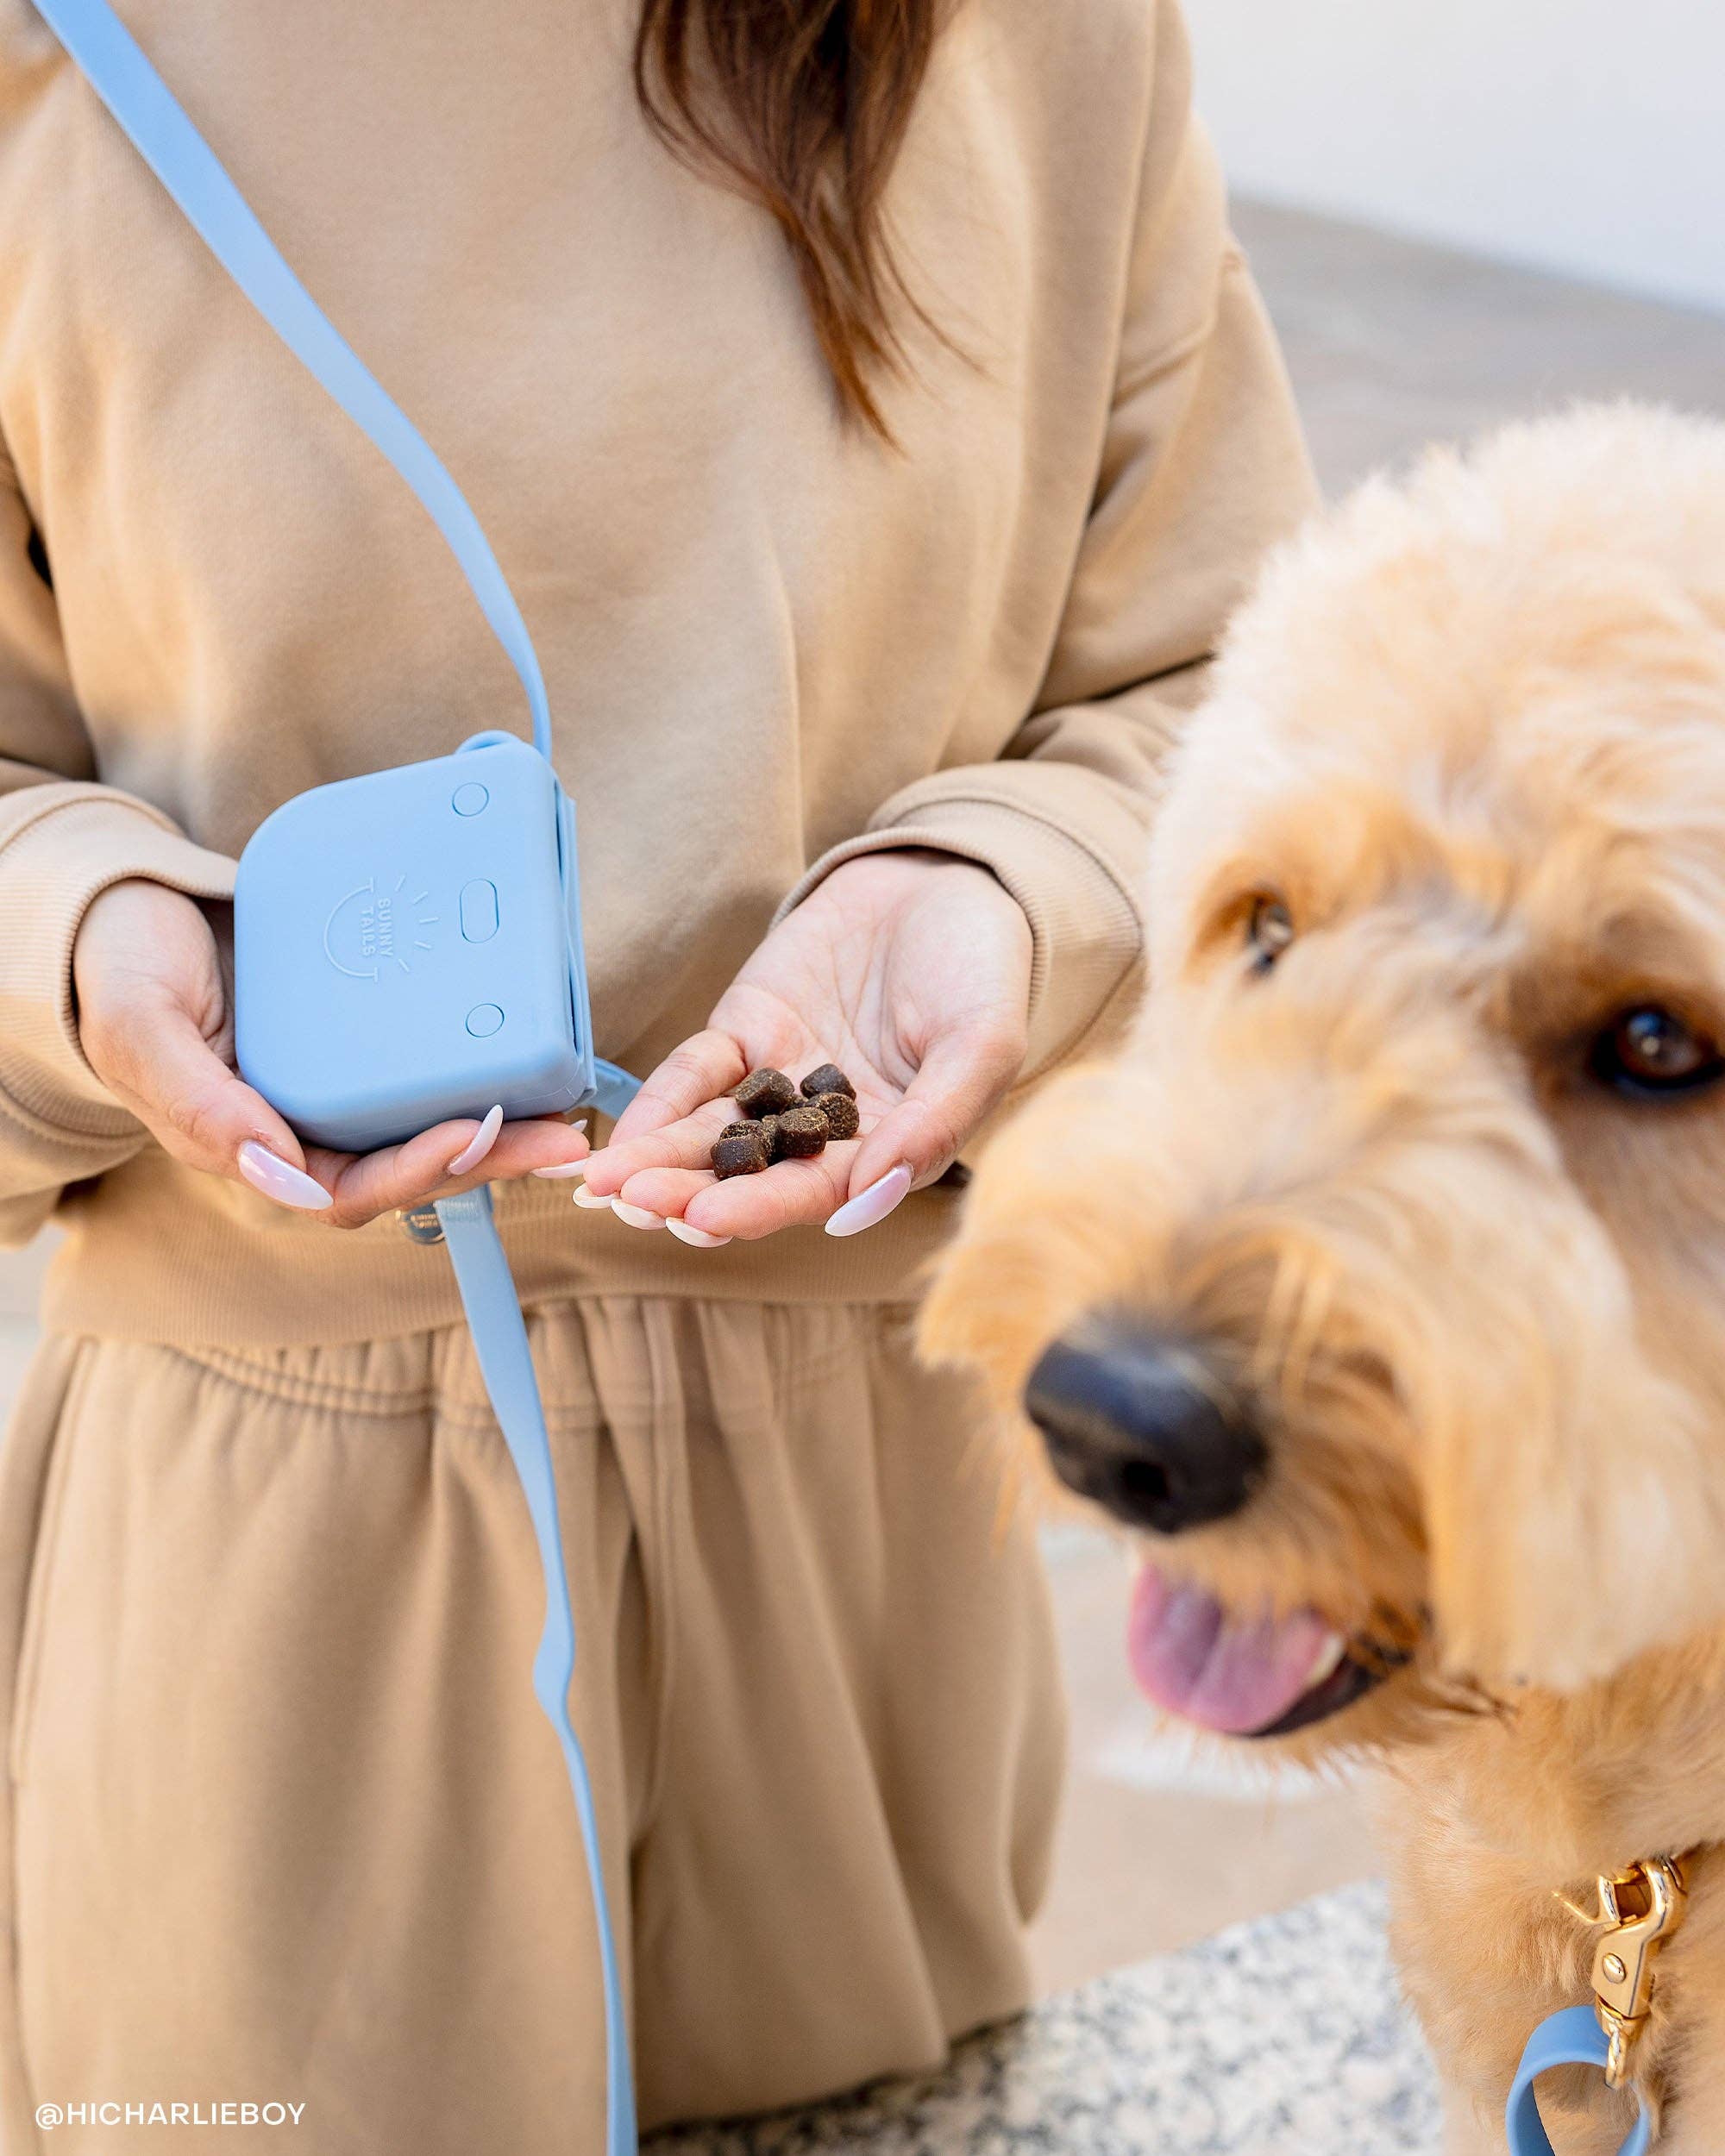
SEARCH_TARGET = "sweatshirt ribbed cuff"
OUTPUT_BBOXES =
[775,794,1146,1080]
[0,788,237,1141]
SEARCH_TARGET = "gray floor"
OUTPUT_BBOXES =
[1235,196,1725,495]
[4,201,1725,1996]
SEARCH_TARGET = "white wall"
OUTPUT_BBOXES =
[1186,0,1725,316]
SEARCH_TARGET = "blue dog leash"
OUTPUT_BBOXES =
[1507,2007,1649,2156]
[1504,1854,1689,2153]
[32,1,639,2147]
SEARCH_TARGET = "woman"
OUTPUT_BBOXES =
[0,0,1313,2144]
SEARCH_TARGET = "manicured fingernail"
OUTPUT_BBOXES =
[237,1140,333,1212]
[531,1125,590,1179]
[825,1162,914,1238]
[667,1219,731,1249]
[573,1188,613,1209]
[448,1105,504,1176]
[612,1200,667,1231]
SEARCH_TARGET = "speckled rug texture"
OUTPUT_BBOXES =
[649,1879,1442,2154]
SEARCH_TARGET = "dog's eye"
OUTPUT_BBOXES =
[1591,1006,1725,1098]
[1246,894,1295,971]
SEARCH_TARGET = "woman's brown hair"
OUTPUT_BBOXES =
[633,0,941,436]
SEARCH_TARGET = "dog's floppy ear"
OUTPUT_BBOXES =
[1414,1219,1725,1692]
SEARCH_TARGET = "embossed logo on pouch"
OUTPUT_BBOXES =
[323,877,441,981]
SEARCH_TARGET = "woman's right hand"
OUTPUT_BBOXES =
[72,878,588,1226]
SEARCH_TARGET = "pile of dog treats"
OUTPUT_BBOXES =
[711,1064,860,1178]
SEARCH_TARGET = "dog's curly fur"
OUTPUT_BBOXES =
[923,405,1725,2153]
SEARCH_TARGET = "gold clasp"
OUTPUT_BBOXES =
[1580,1857,1688,2087]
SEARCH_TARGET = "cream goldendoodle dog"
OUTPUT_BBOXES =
[924,405,1725,2153]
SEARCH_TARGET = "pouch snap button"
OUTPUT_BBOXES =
[460,880,499,942]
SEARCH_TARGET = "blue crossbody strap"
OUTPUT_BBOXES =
[35,3,644,2148]
[32,0,553,763]
[591,1060,645,1125]
[436,1188,637,2156]
[1506,2007,1650,2156]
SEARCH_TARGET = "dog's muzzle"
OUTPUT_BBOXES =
[1025,1318,1267,1534]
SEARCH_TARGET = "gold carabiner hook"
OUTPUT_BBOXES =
[1583,1857,1688,2088]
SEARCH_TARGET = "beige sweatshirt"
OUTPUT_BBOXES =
[0,0,1314,1344]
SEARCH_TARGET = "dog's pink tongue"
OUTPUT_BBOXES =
[1127,1564,1336,1736]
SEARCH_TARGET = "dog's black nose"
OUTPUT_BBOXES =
[1025,1321,1266,1534]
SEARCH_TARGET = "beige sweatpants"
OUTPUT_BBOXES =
[0,1300,1063,2153]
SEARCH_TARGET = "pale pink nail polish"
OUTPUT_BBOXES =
[573,1188,614,1210]
[448,1105,504,1176]
[612,1199,667,1231]
[237,1140,332,1213]
[530,1123,588,1177]
[825,1161,913,1238]
[667,1219,731,1249]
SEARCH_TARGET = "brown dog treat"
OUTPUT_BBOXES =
[800,1062,855,1101]
[814,1090,860,1141]
[772,1105,829,1159]
[735,1067,799,1118]
[720,1115,781,1157]
[711,1131,769,1179]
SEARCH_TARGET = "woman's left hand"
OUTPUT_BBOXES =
[578,851,1032,1243]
